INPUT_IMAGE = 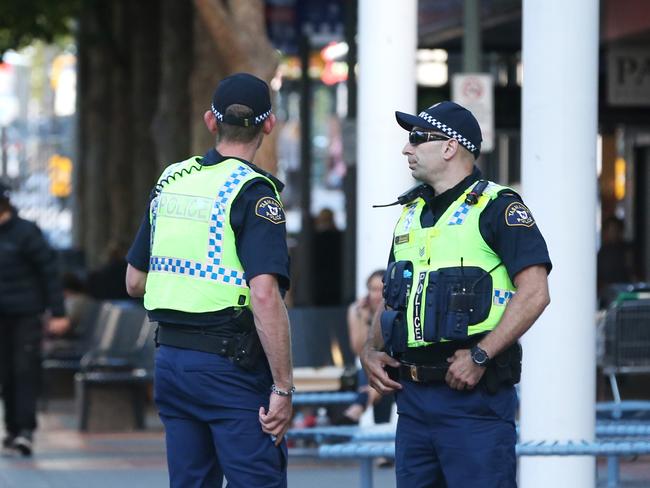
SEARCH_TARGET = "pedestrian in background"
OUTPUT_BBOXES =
[0,181,70,457]
[126,73,293,487]
[362,101,551,487]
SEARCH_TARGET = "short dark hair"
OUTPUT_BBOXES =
[216,104,263,144]
[367,269,385,286]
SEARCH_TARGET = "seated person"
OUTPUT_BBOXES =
[341,269,393,424]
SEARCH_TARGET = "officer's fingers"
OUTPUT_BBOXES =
[378,353,400,368]
[259,406,267,418]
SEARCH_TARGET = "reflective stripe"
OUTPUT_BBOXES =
[149,256,246,287]
[403,203,418,232]
[447,202,471,225]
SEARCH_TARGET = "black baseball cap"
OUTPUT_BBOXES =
[211,73,272,128]
[395,101,482,158]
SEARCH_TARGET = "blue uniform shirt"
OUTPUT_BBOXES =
[127,149,290,326]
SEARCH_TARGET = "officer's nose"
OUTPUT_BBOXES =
[402,143,414,155]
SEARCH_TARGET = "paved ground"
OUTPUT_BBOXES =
[1,399,649,487]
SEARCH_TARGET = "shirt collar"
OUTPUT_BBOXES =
[200,148,285,192]
[431,166,482,209]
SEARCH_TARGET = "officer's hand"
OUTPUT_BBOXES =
[361,348,402,395]
[47,317,71,336]
[259,393,293,446]
[445,349,485,390]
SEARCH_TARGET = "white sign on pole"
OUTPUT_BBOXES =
[451,73,494,153]
[608,46,650,106]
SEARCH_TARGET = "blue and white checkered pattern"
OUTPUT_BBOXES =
[403,203,418,231]
[208,166,253,265]
[211,104,271,126]
[493,289,515,305]
[448,202,471,225]
[149,256,246,287]
[149,164,253,288]
[418,111,478,155]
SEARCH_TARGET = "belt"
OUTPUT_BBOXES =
[395,362,448,383]
[157,324,238,357]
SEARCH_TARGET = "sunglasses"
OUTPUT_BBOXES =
[409,130,451,145]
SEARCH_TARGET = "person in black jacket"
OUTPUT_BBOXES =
[0,181,69,457]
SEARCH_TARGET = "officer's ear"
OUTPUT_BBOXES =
[262,113,276,135]
[442,138,459,161]
[204,110,218,134]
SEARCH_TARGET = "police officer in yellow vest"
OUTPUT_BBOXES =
[126,73,293,488]
[361,101,552,487]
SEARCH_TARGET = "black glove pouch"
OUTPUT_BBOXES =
[383,261,413,310]
[380,310,407,355]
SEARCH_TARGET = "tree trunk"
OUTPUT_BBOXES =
[192,0,279,173]
[130,0,161,234]
[152,0,193,174]
[78,0,112,267]
[190,11,225,156]
[106,0,132,246]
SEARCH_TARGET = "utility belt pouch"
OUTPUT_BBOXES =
[383,261,413,310]
[231,309,264,371]
[484,342,523,394]
[380,310,407,355]
[231,330,263,371]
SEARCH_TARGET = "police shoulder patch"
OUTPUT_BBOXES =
[255,196,286,224]
[504,202,535,227]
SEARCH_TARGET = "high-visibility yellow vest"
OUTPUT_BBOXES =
[392,181,516,348]
[144,156,281,313]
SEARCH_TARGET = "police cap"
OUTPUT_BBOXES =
[395,101,482,159]
[211,73,272,128]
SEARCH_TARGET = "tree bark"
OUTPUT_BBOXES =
[130,0,161,234]
[152,0,193,174]
[106,0,132,247]
[192,0,279,173]
[78,0,112,267]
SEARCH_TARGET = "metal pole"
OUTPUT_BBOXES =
[462,0,481,72]
[356,0,416,296]
[297,32,313,305]
[1,126,7,177]
[519,0,600,486]
[359,458,373,488]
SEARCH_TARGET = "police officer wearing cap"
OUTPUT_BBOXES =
[126,73,293,488]
[361,101,552,487]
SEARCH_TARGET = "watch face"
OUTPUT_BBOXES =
[472,347,488,366]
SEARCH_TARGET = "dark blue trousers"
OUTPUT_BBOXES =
[395,380,517,488]
[154,345,287,488]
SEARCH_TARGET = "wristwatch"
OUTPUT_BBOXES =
[470,345,490,367]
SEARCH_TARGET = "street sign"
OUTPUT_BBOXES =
[608,46,650,106]
[451,73,494,153]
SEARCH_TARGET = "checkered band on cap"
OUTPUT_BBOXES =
[211,103,224,121]
[211,104,271,126]
[418,111,478,155]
